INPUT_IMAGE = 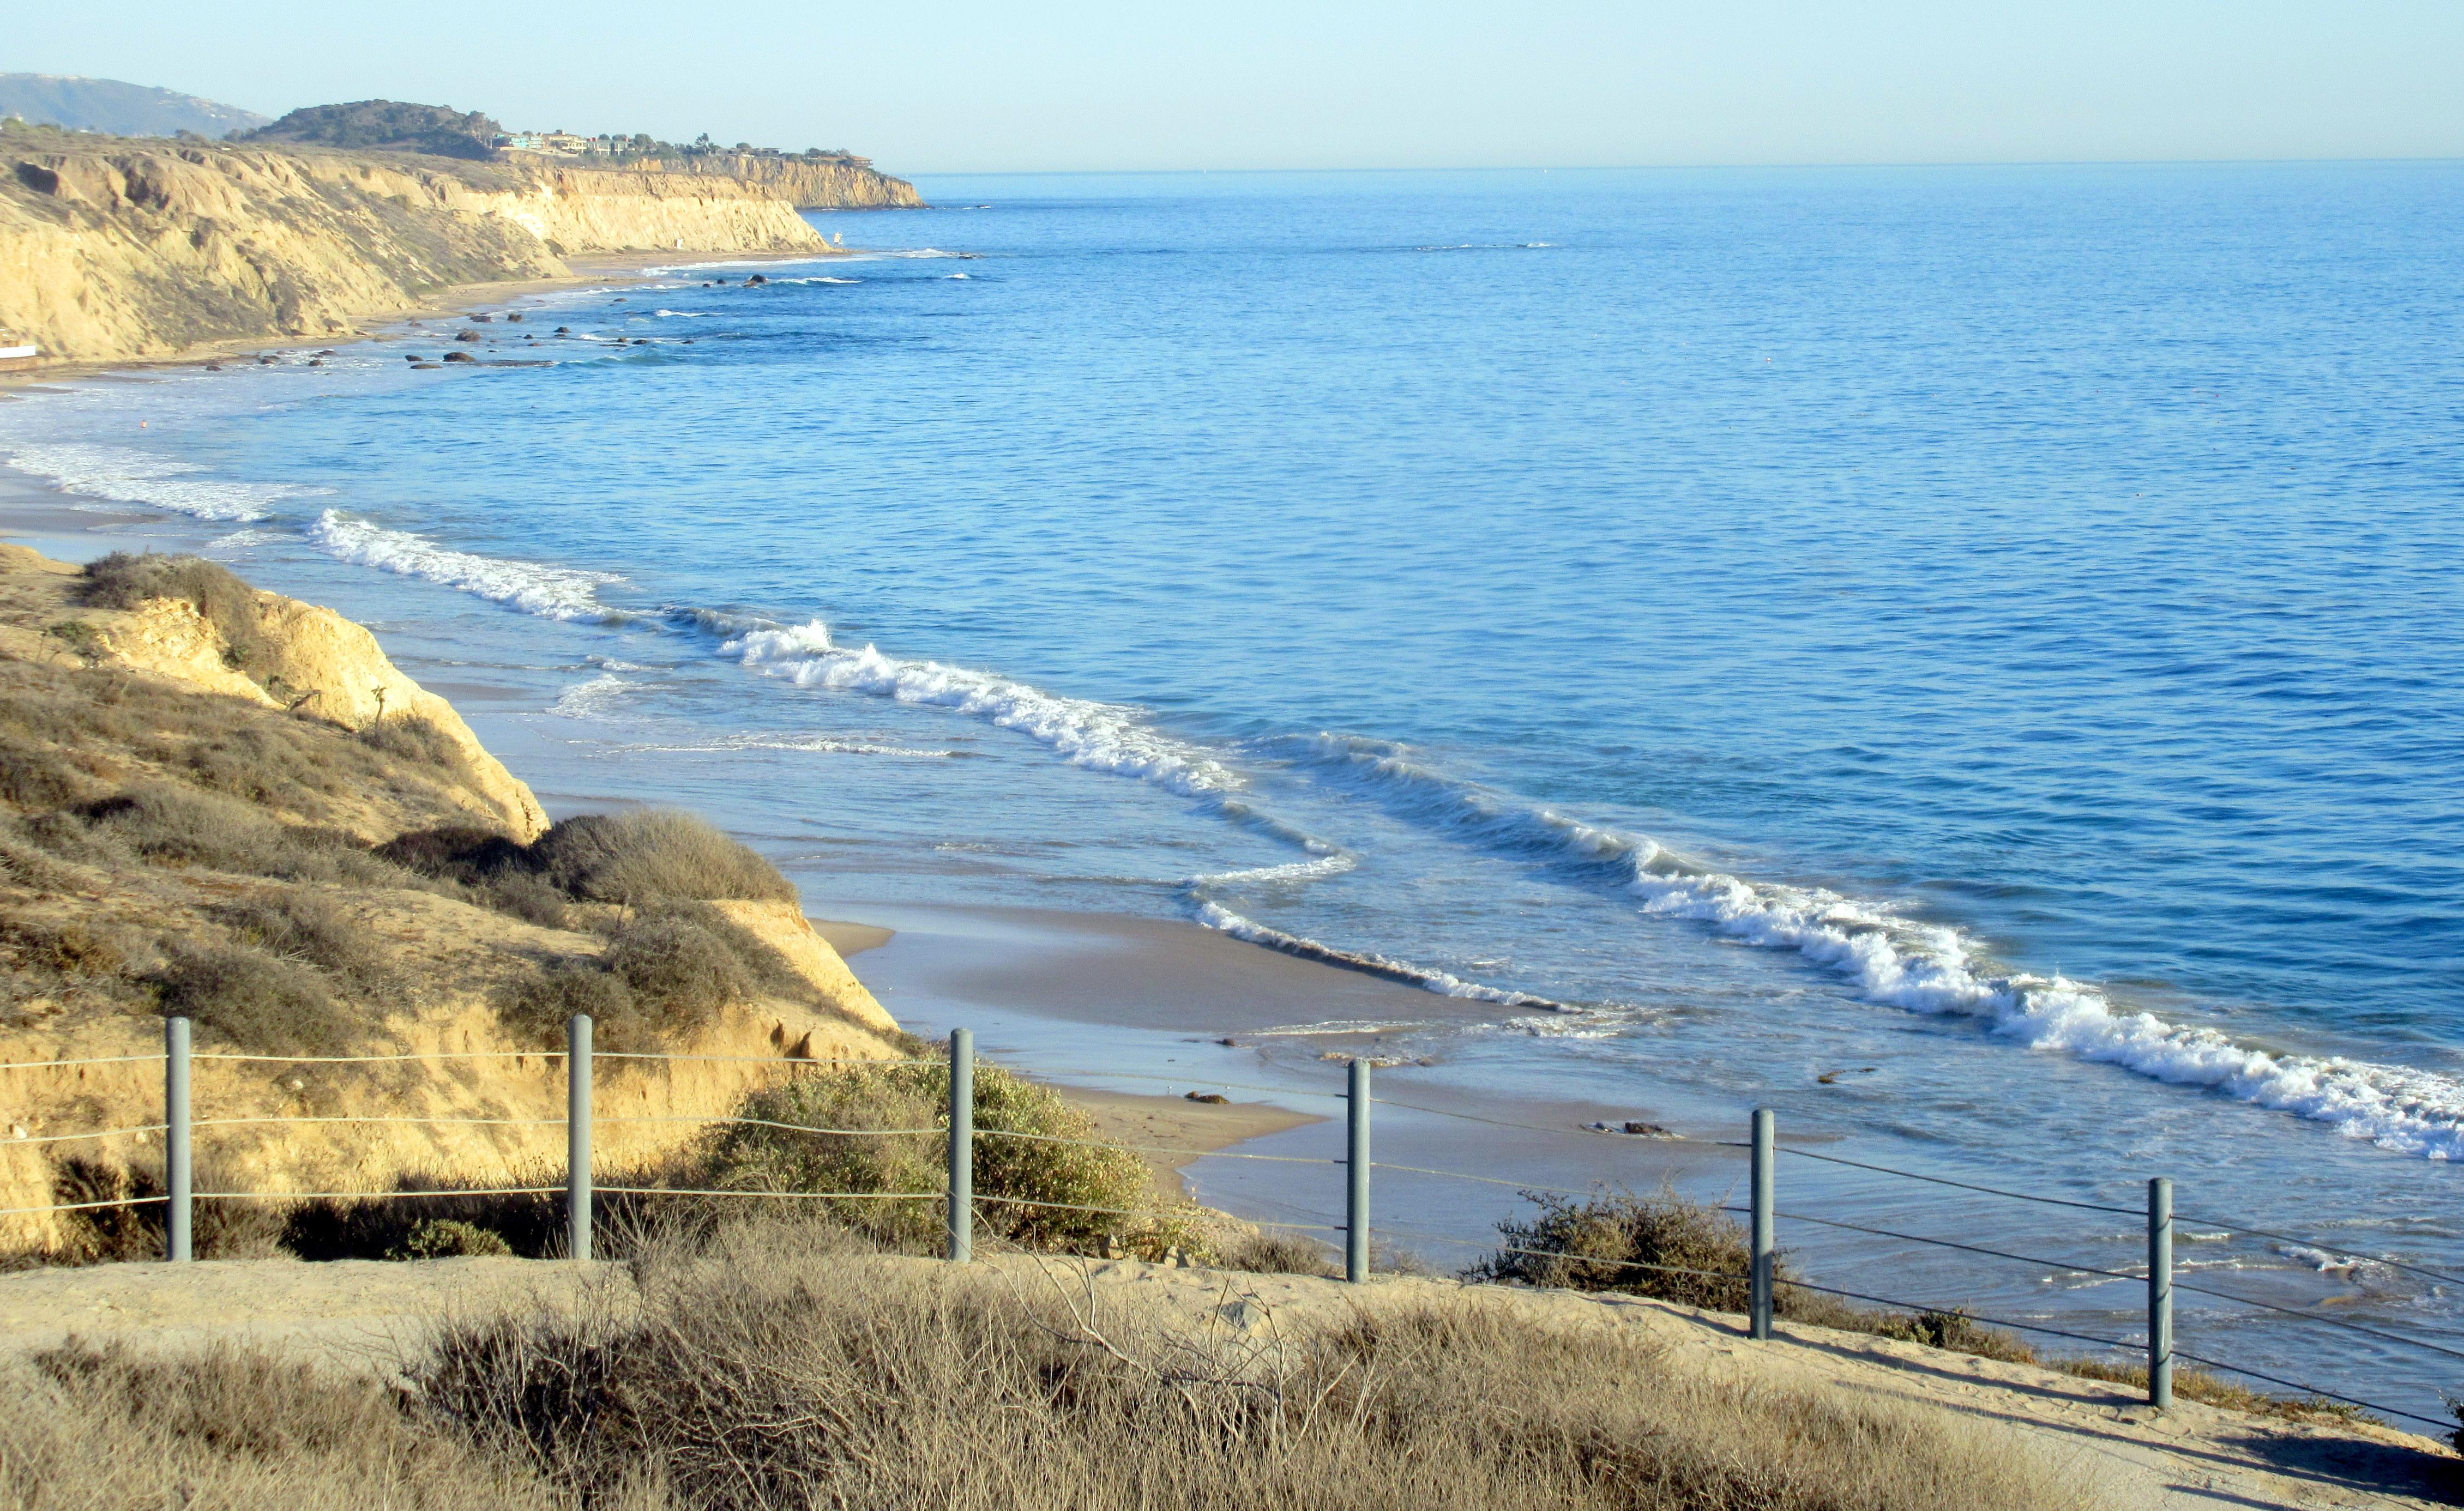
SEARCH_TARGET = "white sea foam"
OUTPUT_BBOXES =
[5,442,329,522]
[1188,853,1358,887]
[1298,735,2464,1160]
[720,619,1238,795]
[652,309,714,317]
[1245,1018,1439,1037]
[597,733,954,758]
[1195,901,1570,1010]
[309,510,621,620]
[549,672,632,718]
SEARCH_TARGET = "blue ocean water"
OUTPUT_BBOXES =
[6,162,2463,1415]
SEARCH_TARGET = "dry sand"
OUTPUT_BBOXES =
[0,1253,2445,1511]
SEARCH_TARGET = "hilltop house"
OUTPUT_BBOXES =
[493,130,591,155]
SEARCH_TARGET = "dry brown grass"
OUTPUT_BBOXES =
[399,1224,2095,1511]
[0,1230,2095,1511]
[0,1341,569,1511]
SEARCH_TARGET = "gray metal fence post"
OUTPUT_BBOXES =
[947,1028,973,1263]
[567,1013,593,1262]
[2148,1176,2173,1409]
[1749,1107,1775,1339]
[1346,1056,1371,1283]
[164,1016,191,1264]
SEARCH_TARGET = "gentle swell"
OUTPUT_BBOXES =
[1195,900,1570,1011]
[1295,734,2464,1159]
[7,442,329,522]
[309,510,622,620]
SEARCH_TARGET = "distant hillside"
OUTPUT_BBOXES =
[0,74,267,138]
[240,100,501,160]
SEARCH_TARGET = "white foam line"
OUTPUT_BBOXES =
[720,619,1237,795]
[309,510,621,621]
[1300,734,2464,1161]
[4,442,329,522]
[1189,853,1358,887]
[597,734,954,759]
[1196,901,1569,1011]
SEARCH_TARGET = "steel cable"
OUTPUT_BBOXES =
[2172,1349,2455,1433]
[1774,1145,2143,1215]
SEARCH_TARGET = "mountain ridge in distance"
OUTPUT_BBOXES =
[0,73,269,138]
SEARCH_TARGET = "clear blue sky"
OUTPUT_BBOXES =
[12,1,2463,174]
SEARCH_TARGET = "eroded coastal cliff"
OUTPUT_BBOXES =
[0,545,905,1254]
[0,131,918,361]
[524,147,926,210]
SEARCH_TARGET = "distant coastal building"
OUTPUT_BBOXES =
[493,130,591,155]
[0,339,39,372]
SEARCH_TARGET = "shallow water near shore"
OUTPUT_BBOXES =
[5,162,2464,1422]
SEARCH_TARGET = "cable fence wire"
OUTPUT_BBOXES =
[2171,1214,2464,1290]
[10,1041,2462,1431]
[2167,1280,2464,1366]
[190,1051,562,1065]
[1763,1208,2147,1285]
[1774,1144,2144,1215]
[0,1195,167,1218]
[1,1124,168,1146]
[1370,1160,1605,1199]
[0,1054,165,1072]
[974,1127,1340,1165]
[2173,1349,2457,1433]
[193,1187,562,1201]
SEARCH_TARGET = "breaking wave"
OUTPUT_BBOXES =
[5,442,330,522]
[1195,900,1571,1011]
[1293,735,2464,1159]
[720,619,1238,795]
[308,510,622,620]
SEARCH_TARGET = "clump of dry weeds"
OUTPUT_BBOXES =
[404,1231,2091,1511]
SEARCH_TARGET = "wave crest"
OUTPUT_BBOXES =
[1300,732,2464,1159]
[721,620,1239,795]
[309,511,621,620]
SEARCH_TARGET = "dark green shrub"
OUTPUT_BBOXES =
[81,784,405,886]
[694,1057,1183,1256]
[360,715,469,776]
[220,887,396,994]
[0,742,92,809]
[152,943,359,1055]
[529,810,796,903]
[390,1218,515,1259]
[1471,1187,1759,1313]
[1217,1229,1341,1277]
[501,963,638,1051]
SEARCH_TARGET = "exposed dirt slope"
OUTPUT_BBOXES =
[0,546,900,1252]
[0,131,834,361]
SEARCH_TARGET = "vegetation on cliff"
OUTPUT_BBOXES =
[239,99,502,160]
